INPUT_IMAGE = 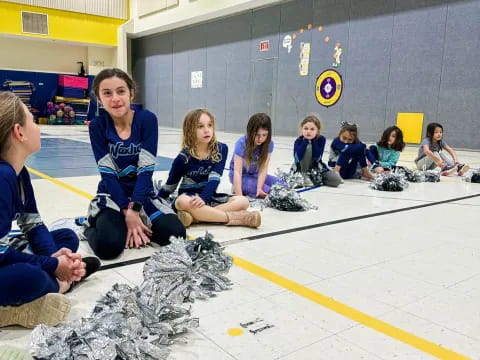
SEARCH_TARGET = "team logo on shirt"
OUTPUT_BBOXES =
[188,166,212,177]
[109,142,141,159]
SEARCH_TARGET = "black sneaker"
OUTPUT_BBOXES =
[457,164,469,176]
[82,256,101,279]
[67,256,101,292]
[440,165,456,176]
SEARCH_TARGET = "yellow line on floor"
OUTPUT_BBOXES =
[31,166,471,360]
[231,255,471,360]
[27,167,94,200]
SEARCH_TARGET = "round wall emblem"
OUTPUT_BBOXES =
[315,69,343,107]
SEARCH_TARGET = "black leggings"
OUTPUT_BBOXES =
[85,208,186,260]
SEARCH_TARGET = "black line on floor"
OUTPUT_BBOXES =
[223,192,480,245]
[98,192,480,271]
[99,256,150,271]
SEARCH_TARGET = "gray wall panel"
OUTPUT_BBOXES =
[219,13,252,133]
[155,41,174,127]
[309,0,350,137]
[205,15,251,130]
[132,33,175,126]
[172,26,207,126]
[342,0,395,140]
[250,59,275,116]
[437,0,480,148]
[275,0,314,135]
[251,6,281,60]
[386,4,447,131]
[132,0,480,148]
[225,60,251,133]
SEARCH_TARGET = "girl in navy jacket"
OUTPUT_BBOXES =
[0,92,92,328]
[292,115,342,187]
[328,122,373,180]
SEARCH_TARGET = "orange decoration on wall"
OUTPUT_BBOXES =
[292,34,297,40]
[318,25,323,31]
[307,24,313,30]
[299,28,305,34]
[324,36,330,42]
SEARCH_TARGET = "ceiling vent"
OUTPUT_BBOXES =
[21,11,49,35]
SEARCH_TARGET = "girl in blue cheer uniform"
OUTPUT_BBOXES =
[0,92,97,328]
[159,109,261,228]
[85,68,185,259]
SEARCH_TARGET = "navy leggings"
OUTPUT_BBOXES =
[366,145,379,165]
[0,228,79,306]
[337,150,368,179]
[86,208,186,260]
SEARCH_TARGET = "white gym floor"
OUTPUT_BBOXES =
[0,125,479,360]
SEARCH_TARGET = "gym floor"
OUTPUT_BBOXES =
[1,125,479,360]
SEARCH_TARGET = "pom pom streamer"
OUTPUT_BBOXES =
[369,172,409,192]
[464,168,480,183]
[31,234,232,360]
[394,167,441,183]
[261,169,318,211]
[370,167,444,192]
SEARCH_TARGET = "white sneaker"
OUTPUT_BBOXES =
[49,217,87,240]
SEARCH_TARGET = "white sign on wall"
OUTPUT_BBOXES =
[191,71,203,88]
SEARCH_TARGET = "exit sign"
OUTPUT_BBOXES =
[260,40,269,52]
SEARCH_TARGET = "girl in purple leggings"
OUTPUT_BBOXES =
[229,113,284,198]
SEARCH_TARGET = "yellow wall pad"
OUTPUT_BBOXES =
[28,165,472,360]
[0,2,125,46]
[231,255,471,360]
[27,167,93,200]
[397,113,424,144]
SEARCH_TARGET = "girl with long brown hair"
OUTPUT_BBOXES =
[85,68,185,259]
[366,125,405,174]
[229,113,284,197]
[159,109,261,228]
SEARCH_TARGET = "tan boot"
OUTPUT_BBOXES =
[226,210,261,228]
[177,210,193,228]
[0,293,70,329]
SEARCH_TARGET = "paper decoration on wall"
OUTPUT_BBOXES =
[282,35,292,53]
[333,42,343,68]
[299,42,311,76]
[318,25,323,31]
[324,36,330,43]
[315,69,343,107]
[191,71,203,88]
[299,28,305,34]
[260,40,269,52]
[307,24,313,30]
[292,34,297,40]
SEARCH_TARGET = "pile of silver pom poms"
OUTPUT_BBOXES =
[369,167,444,192]
[261,169,318,211]
[30,233,232,360]
[464,168,480,183]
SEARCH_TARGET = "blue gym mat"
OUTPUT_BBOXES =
[26,138,173,178]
